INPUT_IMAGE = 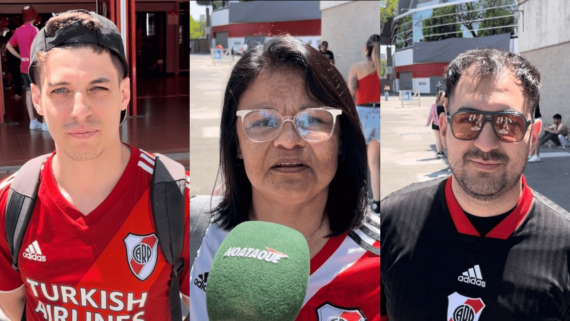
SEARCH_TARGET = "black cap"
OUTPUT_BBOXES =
[321,41,328,46]
[29,10,129,124]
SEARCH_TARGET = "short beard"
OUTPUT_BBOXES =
[63,146,107,161]
[448,147,526,202]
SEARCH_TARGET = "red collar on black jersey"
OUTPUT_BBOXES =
[444,175,533,239]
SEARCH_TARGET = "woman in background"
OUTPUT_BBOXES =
[426,91,446,158]
[348,34,381,213]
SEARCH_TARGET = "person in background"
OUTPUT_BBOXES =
[319,40,335,65]
[6,6,46,131]
[528,113,568,162]
[384,83,390,101]
[4,22,23,100]
[426,91,446,158]
[348,34,381,213]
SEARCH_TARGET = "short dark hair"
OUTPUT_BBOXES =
[30,11,125,87]
[444,48,541,117]
[553,114,562,120]
[214,35,369,236]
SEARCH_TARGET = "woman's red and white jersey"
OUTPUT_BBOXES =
[0,145,190,321]
[189,214,380,321]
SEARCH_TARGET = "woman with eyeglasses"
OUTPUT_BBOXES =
[348,34,381,214]
[189,35,380,321]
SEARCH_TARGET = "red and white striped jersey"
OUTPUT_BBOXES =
[0,145,190,321]
[189,214,380,321]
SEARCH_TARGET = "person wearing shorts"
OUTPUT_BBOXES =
[6,6,47,131]
[348,34,381,213]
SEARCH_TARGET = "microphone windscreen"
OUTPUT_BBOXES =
[206,221,310,321]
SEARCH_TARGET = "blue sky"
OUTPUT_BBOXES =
[190,0,211,21]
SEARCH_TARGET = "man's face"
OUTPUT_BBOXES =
[31,47,130,161]
[440,65,541,201]
[320,44,327,52]
[554,118,561,125]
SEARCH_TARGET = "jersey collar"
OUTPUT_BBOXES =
[444,175,533,239]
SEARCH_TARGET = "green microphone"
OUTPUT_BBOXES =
[206,221,310,321]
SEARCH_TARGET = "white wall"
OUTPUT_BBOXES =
[519,0,570,52]
[227,36,321,52]
[413,78,431,94]
[211,8,229,27]
[394,48,413,67]
[228,37,245,52]
[320,1,351,11]
[320,1,381,82]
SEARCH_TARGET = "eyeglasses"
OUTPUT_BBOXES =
[447,110,535,143]
[236,107,343,143]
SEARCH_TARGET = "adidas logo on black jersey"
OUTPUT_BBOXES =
[194,272,209,292]
[457,264,485,288]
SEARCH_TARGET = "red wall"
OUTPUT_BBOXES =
[395,62,449,78]
[212,19,321,38]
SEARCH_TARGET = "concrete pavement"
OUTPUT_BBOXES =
[381,95,570,211]
[190,54,237,195]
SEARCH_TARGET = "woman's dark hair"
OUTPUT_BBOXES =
[214,34,369,237]
[366,34,381,58]
[444,48,541,116]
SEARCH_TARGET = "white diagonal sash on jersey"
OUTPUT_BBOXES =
[303,229,373,305]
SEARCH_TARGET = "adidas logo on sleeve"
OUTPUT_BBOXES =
[22,240,47,262]
[457,265,485,287]
[194,272,209,292]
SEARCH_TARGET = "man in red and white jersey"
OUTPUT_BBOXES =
[0,10,189,321]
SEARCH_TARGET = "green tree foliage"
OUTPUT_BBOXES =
[381,0,398,24]
[477,6,515,36]
[190,15,203,40]
[394,14,413,49]
[422,5,463,42]
[456,0,516,38]
[381,58,387,78]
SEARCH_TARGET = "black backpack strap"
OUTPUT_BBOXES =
[5,154,49,272]
[348,213,380,256]
[190,195,221,270]
[150,153,186,321]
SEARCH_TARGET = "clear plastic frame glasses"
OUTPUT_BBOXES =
[236,107,343,143]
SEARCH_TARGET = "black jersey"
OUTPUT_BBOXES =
[381,175,570,320]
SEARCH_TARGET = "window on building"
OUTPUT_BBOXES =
[392,0,517,51]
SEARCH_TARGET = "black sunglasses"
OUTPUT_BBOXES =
[446,110,535,143]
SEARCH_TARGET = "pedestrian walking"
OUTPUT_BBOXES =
[5,6,45,131]
[348,34,381,213]
[382,48,570,320]
[384,83,390,101]
[425,91,446,158]
[319,40,335,65]
[4,23,23,99]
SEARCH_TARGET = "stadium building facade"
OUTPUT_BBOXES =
[388,0,518,94]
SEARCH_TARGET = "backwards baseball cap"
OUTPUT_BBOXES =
[321,41,328,46]
[29,10,129,124]
[22,5,38,23]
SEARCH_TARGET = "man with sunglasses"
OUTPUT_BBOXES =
[381,48,570,320]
